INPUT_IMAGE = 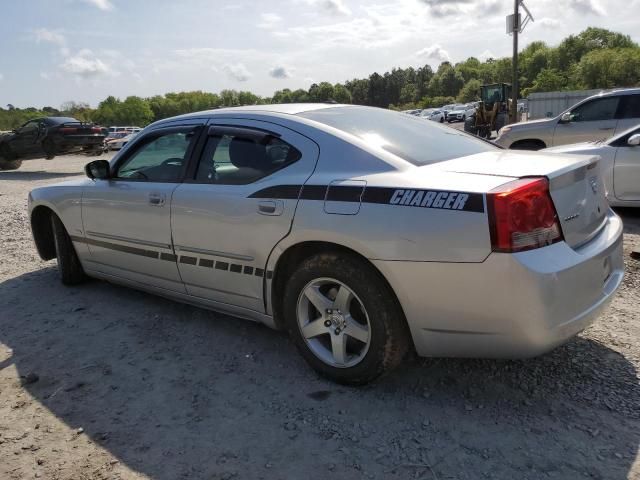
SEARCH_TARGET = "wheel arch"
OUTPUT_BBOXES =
[269,240,413,350]
[509,139,547,150]
[30,205,57,260]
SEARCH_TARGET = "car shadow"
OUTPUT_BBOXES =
[0,170,81,181]
[1,267,638,479]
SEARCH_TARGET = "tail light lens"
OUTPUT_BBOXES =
[91,127,103,134]
[487,177,563,253]
[59,127,78,134]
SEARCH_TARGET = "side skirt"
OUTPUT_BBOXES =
[85,269,278,329]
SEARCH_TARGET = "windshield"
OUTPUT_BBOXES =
[299,106,496,166]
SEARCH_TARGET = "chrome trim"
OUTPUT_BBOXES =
[86,231,172,250]
[175,245,254,262]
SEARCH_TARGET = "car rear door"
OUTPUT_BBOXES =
[81,122,205,292]
[614,94,640,135]
[170,118,319,313]
[553,96,620,146]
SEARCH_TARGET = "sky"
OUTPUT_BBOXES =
[0,0,638,108]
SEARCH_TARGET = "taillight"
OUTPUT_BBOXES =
[487,177,563,253]
[59,127,78,134]
[91,127,102,134]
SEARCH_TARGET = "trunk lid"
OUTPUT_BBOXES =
[436,151,609,248]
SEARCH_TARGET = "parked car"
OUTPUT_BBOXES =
[0,117,105,170]
[495,88,640,150]
[543,124,640,207]
[419,108,445,123]
[441,104,457,120]
[28,104,623,384]
[107,132,139,150]
[447,104,476,123]
[108,126,142,134]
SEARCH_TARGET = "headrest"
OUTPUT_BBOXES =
[228,137,267,170]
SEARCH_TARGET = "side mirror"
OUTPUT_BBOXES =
[560,112,572,123]
[627,134,640,146]
[85,160,110,180]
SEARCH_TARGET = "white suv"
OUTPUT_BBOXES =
[495,88,640,150]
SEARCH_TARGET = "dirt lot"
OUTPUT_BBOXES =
[1,154,639,480]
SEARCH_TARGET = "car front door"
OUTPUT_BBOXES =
[10,120,42,157]
[612,129,640,202]
[81,123,204,292]
[170,119,319,314]
[553,96,620,146]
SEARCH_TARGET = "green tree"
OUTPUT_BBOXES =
[457,79,482,103]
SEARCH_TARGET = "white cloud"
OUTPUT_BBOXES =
[224,63,251,82]
[40,72,51,80]
[538,17,561,28]
[269,65,292,79]
[478,49,496,61]
[60,49,112,77]
[80,0,114,10]
[419,0,472,18]
[309,0,351,16]
[33,28,66,46]
[0,73,3,81]
[416,44,450,62]
[568,0,605,15]
[259,13,282,28]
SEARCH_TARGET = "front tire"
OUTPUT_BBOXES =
[283,252,410,385]
[0,158,22,170]
[51,215,87,285]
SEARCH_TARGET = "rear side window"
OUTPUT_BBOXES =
[616,94,640,119]
[195,133,301,184]
[571,97,619,122]
[299,106,495,166]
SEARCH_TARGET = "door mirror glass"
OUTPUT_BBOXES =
[627,134,640,146]
[85,160,110,179]
[560,112,572,123]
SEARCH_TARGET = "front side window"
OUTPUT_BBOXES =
[571,97,620,122]
[20,121,40,133]
[116,130,195,182]
[195,133,301,184]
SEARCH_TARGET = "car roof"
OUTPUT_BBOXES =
[597,88,640,98]
[150,103,348,128]
[45,117,79,124]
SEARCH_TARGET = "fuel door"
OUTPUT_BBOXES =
[324,180,366,215]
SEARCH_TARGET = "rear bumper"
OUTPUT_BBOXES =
[373,209,624,358]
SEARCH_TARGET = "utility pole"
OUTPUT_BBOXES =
[508,1,533,124]
[511,0,519,124]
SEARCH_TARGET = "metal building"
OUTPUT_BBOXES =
[526,89,607,120]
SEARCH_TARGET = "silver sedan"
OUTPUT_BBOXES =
[28,104,623,384]
[544,125,640,207]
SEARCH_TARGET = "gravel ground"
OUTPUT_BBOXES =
[1,154,639,480]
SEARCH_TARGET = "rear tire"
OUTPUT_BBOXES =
[283,252,410,385]
[51,215,87,285]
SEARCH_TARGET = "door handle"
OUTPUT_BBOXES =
[148,192,166,206]
[258,200,284,216]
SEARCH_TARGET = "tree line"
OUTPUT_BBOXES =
[1,27,639,130]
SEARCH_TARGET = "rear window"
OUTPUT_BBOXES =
[299,106,496,166]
